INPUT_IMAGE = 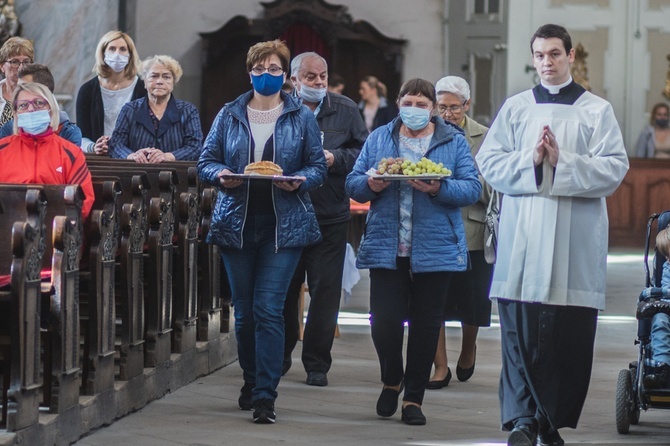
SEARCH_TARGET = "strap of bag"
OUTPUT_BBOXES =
[487,188,499,215]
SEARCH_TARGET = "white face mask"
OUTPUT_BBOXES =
[17,109,51,135]
[104,52,129,73]
[298,83,327,103]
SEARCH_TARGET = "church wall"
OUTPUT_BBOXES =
[131,0,444,114]
[445,0,508,126]
[11,0,670,155]
[507,0,670,154]
[14,0,117,119]
[507,0,625,104]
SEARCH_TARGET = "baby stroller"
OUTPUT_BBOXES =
[616,211,670,434]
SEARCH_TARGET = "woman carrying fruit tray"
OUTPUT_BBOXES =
[345,78,481,426]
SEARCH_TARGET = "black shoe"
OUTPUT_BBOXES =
[401,404,426,425]
[281,356,292,376]
[507,425,538,446]
[538,429,564,446]
[306,371,328,387]
[252,398,276,424]
[426,368,452,390]
[643,363,670,389]
[238,382,254,411]
[456,346,476,382]
[376,382,404,417]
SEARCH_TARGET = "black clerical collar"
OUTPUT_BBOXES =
[532,81,586,105]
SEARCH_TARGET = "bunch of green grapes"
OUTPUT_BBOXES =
[376,157,451,176]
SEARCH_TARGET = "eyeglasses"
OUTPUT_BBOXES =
[6,59,32,68]
[438,103,466,114]
[15,99,49,112]
[251,65,283,76]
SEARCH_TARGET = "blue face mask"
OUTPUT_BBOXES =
[251,72,284,96]
[399,106,432,131]
[298,83,327,103]
[17,109,51,135]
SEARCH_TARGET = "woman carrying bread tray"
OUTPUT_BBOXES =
[197,39,326,425]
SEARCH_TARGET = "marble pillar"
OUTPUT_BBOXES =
[14,0,118,120]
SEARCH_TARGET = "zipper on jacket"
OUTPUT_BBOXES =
[237,110,253,250]
[269,101,297,253]
[296,194,308,212]
[408,186,415,280]
[271,122,279,253]
[33,137,39,183]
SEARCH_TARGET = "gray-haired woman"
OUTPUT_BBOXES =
[109,55,203,163]
[426,75,494,390]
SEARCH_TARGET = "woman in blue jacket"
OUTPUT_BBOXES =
[346,78,481,426]
[198,40,327,424]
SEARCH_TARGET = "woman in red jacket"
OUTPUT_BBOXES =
[0,82,94,218]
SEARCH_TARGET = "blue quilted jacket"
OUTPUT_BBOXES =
[345,116,481,272]
[198,91,327,250]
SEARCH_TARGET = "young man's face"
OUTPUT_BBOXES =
[532,37,575,86]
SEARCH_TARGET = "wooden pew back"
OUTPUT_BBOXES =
[80,178,121,394]
[0,187,46,431]
[88,164,178,366]
[88,159,203,357]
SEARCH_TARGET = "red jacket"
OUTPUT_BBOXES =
[0,131,95,218]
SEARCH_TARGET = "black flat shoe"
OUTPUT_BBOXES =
[401,405,426,425]
[305,371,328,387]
[426,367,452,389]
[538,429,564,446]
[376,382,404,417]
[456,346,476,382]
[507,425,537,446]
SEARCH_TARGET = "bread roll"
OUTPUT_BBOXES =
[244,161,283,176]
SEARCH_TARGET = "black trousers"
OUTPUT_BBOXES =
[498,299,598,432]
[283,221,349,373]
[370,257,452,405]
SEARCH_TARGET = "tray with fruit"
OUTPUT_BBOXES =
[366,157,452,181]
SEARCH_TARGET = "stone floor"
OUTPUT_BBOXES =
[74,249,670,445]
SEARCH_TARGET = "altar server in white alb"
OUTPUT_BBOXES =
[476,24,629,446]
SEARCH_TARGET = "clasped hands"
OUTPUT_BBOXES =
[533,125,559,167]
[127,147,176,163]
[93,135,109,155]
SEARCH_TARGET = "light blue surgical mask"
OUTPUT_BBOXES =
[104,52,129,73]
[251,72,284,96]
[399,106,431,131]
[17,110,51,135]
[298,83,327,103]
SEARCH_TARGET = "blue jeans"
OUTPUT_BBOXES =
[651,312,670,365]
[221,214,302,401]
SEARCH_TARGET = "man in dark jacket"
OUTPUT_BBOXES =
[283,52,368,386]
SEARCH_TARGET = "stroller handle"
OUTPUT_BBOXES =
[644,213,660,288]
